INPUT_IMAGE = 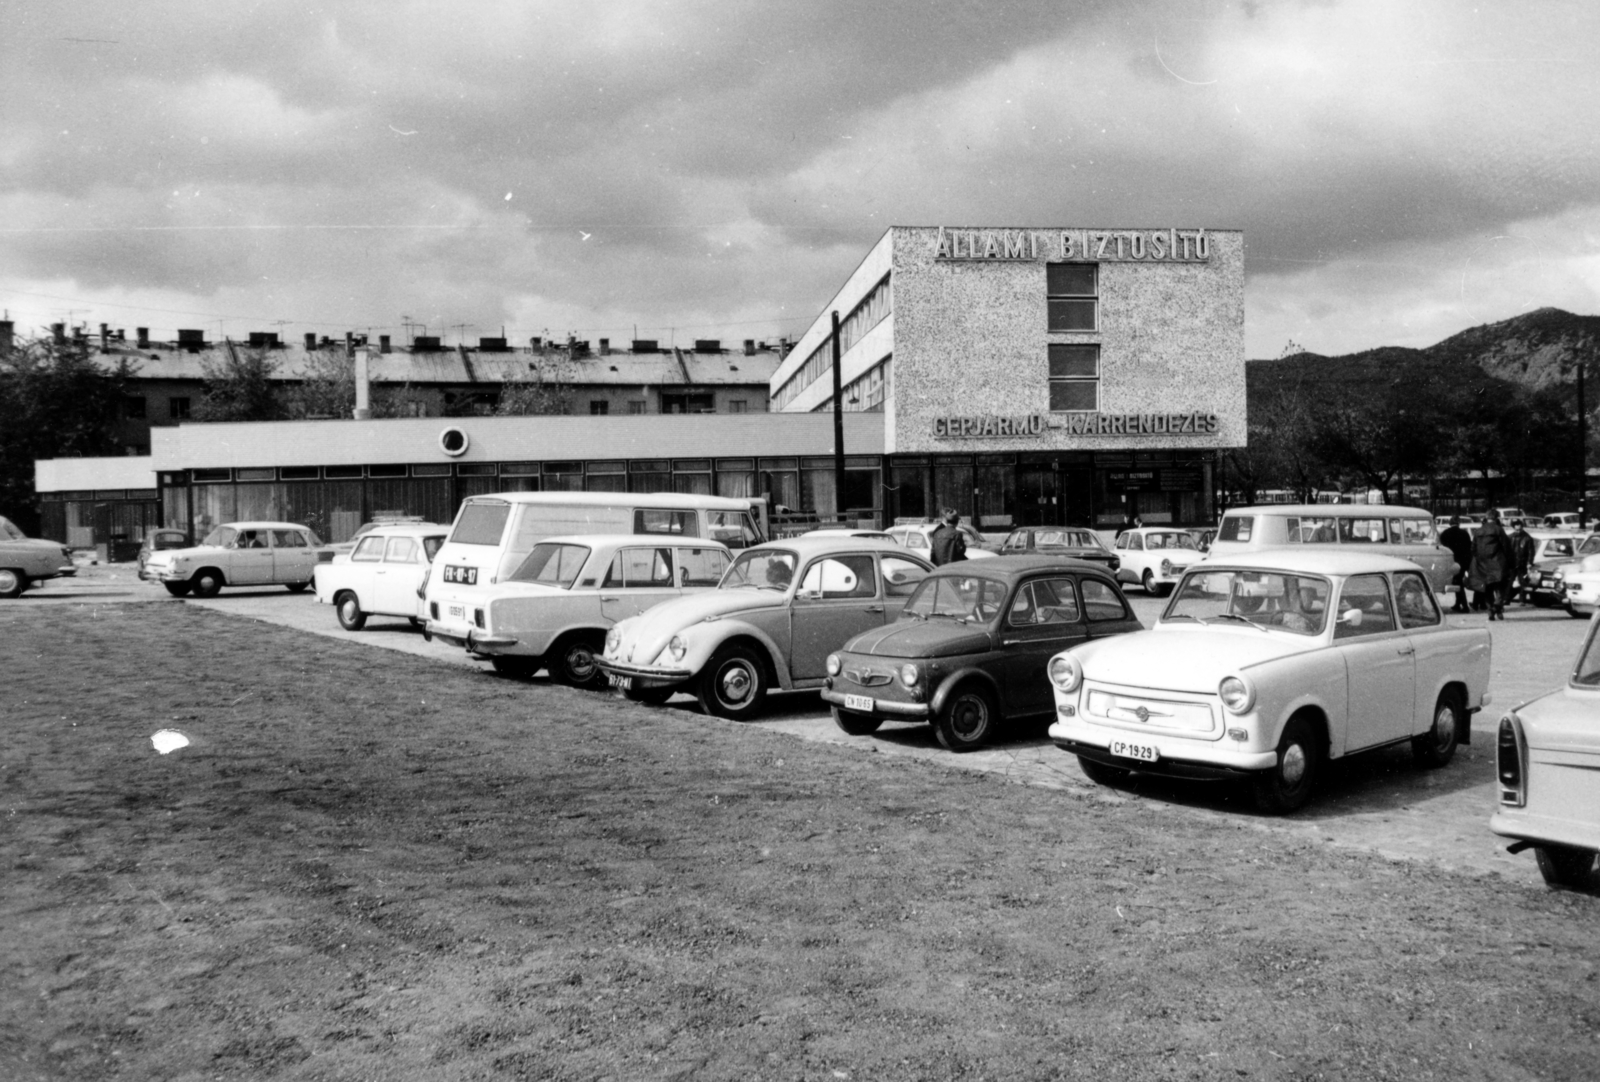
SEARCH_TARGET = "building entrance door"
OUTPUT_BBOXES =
[1018,467,1058,527]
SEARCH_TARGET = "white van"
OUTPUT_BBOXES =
[1205,504,1458,595]
[423,492,764,643]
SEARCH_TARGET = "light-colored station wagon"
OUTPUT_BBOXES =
[1205,504,1457,595]
[144,521,329,597]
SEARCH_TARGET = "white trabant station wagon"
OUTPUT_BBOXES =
[1047,550,1492,813]
[1206,504,1458,596]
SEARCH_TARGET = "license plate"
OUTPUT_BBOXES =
[1110,739,1158,763]
[443,564,477,585]
[608,674,632,691]
[844,694,874,712]
[448,604,466,620]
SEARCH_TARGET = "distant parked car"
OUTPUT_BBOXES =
[0,515,74,599]
[1048,550,1492,813]
[822,555,1141,751]
[597,537,934,716]
[1491,614,1600,888]
[438,535,732,687]
[1112,527,1206,596]
[137,528,191,579]
[144,522,331,597]
[1493,506,1531,527]
[314,523,449,631]
[1518,531,1585,607]
[324,517,441,562]
[885,522,997,559]
[997,526,1120,574]
[1541,512,1592,531]
[1205,504,1458,595]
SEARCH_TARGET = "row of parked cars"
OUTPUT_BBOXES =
[128,496,1595,887]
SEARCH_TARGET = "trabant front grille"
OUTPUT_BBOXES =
[843,668,893,687]
[1085,687,1219,736]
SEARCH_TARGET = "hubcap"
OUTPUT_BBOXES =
[341,600,357,622]
[1434,705,1454,745]
[0,570,17,592]
[718,663,753,704]
[951,696,988,739]
[567,646,595,679]
[1281,742,1307,786]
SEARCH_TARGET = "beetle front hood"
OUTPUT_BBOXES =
[613,587,785,660]
[842,619,993,658]
[1075,624,1318,693]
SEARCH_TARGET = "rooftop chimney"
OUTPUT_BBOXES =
[137,327,150,349]
[304,332,317,351]
[379,335,391,353]
[353,348,371,420]
[99,323,111,353]
[0,320,13,356]
[51,323,65,345]
[694,339,720,354]
[743,339,755,356]
[599,338,610,355]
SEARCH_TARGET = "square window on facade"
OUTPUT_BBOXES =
[628,400,647,415]
[590,400,609,415]
[1048,343,1100,412]
[1046,262,1098,332]
[169,397,191,420]
[123,396,147,419]
[729,400,747,413]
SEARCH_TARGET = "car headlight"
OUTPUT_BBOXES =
[1048,654,1082,693]
[1161,558,1172,576]
[1219,675,1255,714]
[899,663,919,687]
[605,627,621,655]
[826,653,841,676]
[668,635,687,661]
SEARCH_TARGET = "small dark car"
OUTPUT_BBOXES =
[820,555,1143,751]
[997,526,1120,573]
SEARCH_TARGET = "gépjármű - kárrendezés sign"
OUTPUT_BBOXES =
[933,413,1220,438]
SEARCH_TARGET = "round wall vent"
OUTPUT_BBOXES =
[439,427,470,457]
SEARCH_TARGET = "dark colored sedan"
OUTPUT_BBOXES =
[997,526,1120,573]
[820,555,1143,752]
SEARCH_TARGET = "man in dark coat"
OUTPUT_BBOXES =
[1508,522,1537,605]
[929,509,967,566]
[1468,509,1512,620]
[1438,515,1474,613]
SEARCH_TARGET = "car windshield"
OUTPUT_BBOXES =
[422,535,445,562]
[902,575,1008,622]
[202,526,236,547]
[721,549,798,591]
[1579,536,1600,557]
[1036,529,1104,549]
[509,543,591,587]
[1144,531,1198,550]
[1573,620,1600,687]
[0,516,25,541]
[450,500,511,545]
[1164,569,1332,635]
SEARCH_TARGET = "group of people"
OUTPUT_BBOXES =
[1438,510,1537,621]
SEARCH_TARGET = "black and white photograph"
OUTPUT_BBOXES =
[4,2,1599,1079]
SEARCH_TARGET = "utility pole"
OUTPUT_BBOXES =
[1580,354,1588,523]
[831,310,845,524]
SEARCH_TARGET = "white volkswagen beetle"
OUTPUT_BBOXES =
[1046,550,1492,813]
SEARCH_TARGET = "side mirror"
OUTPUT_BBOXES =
[1338,608,1364,628]
[796,589,822,601]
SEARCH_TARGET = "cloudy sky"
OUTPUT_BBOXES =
[2,0,1596,359]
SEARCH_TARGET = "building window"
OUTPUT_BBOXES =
[1047,263,1097,331]
[168,397,192,420]
[123,396,147,419]
[628,400,647,415]
[590,400,609,415]
[1048,344,1099,411]
[728,400,748,414]
[661,392,715,414]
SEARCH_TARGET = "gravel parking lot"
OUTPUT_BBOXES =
[22,562,1590,886]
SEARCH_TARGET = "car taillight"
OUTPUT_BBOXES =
[474,608,485,629]
[1497,714,1527,807]
[430,601,439,619]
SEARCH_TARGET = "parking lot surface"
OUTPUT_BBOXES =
[20,562,1589,885]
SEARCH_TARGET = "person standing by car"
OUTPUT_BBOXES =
[1508,521,1536,605]
[1468,509,1512,620]
[930,509,968,566]
[1439,515,1473,614]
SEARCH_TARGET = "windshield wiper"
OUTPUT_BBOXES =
[1213,613,1267,632]
[1163,613,1206,625]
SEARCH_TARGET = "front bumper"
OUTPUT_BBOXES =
[595,659,696,691]
[1049,715,1278,780]
[819,686,932,719]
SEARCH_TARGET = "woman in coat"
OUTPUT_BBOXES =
[1468,510,1513,620]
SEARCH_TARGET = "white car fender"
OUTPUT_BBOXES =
[1243,651,1348,757]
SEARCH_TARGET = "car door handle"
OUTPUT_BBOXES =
[1396,645,1415,655]
[864,606,884,613]
[600,595,620,602]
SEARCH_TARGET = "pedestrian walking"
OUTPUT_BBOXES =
[929,509,968,566]
[1438,515,1473,614]
[1508,522,1536,606]
[1467,509,1512,620]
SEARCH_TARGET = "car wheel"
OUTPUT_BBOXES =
[335,591,367,631]
[409,617,423,628]
[1535,845,1598,889]
[1412,690,1461,768]
[286,582,310,594]
[163,581,191,597]
[1252,716,1321,814]
[1568,603,1586,619]
[190,569,224,598]
[933,684,996,752]
[1077,754,1132,787]
[1142,569,1159,595]
[623,685,674,706]
[0,569,26,599]
[490,656,538,679]
[551,633,606,690]
[697,645,769,720]
[832,705,883,736]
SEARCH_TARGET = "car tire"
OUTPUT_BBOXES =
[286,582,310,594]
[623,685,674,706]
[163,581,191,597]
[1077,754,1132,787]
[1142,569,1159,595]
[490,656,538,679]
[832,705,883,736]
[1252,716,1321,814]
[551,633,606,690]
[1412,690,1461,768]
[190,569,224,598]
[933,684,996,752]
[1534,845,1598,889]
[0,569,26,599]
[335,591,367,631]
[697,645,769,720]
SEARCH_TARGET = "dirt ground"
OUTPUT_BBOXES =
[4,599,1600,1081]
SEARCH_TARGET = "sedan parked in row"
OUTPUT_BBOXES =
[597,537,934,717]
[1047,551,1492,813]
[1491,613,1600,888]
[1113,527,1205,596]
[996,526,1120,574]
[822,555,1141,752]
[441,535,731,687]
[314,523,449,631]
[143,522,330,597]
[0,515,73,599]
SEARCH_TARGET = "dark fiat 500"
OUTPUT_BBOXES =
[820,555,1142,751]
